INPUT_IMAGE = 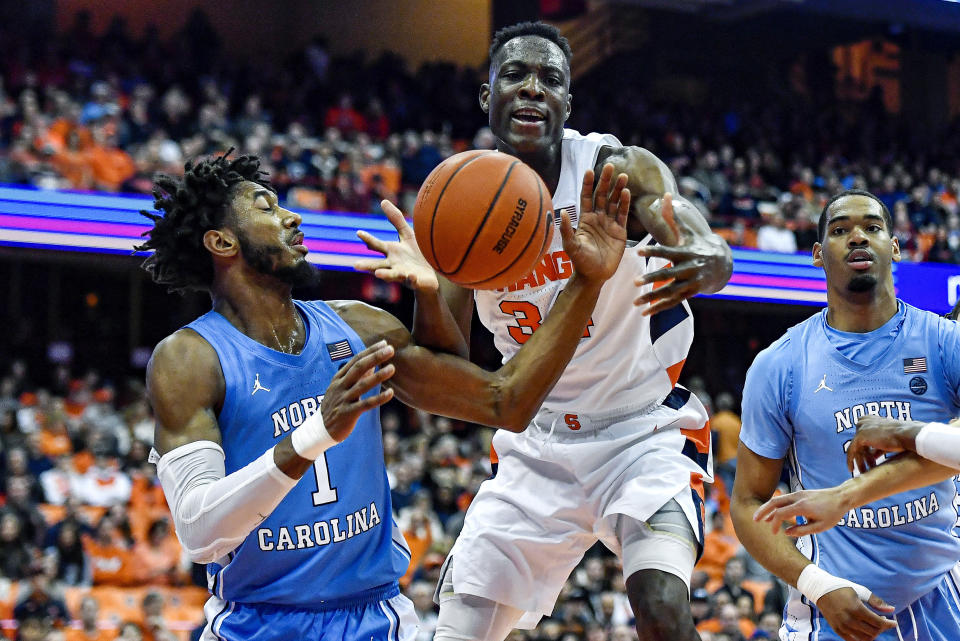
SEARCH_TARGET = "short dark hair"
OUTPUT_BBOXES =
[136,151,272,293]
[817,189,893,242]
[489,21,572,68]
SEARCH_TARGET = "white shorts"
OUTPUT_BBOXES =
[446,393,712,622]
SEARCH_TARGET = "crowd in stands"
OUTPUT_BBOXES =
[2,11,960,263]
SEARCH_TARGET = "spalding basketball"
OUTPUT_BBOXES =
[413,150,554,290]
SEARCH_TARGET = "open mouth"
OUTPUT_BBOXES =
[511,107,546,126]
[846,249,873,270]
[289,232,307,253]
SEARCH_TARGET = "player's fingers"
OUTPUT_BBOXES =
[866,594,895,614]
[372,268,411,283]
[606,172,629,218]
[380,200,413,236]
[353,257,390,273]
[337,341,394,384]
[593,164,615,212]
[579,168,597,214]
[352,363,396,396]
[356,230,389,255]
[637,286,695,316]
[634,278,697,305]
[351,387,395,413]
[636,243,690,260]
[783,521,830,537]
[559,209,575,247]
[854,605,897,633]
[615,178,631,228]
[636,262,700,286]
[754,494,792,521]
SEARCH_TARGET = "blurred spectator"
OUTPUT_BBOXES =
[14,562,70,628]
[71,448,131,507]
[46,519,88,585]
[84,515,136,586]
[714,558,754,611]
[756,212,797,253]
[141,591,177,641]
[710,393,741,494]
[135,518,186,586]
[40,454,76,505]
[408,581,438,641]
[64,596,106,641]
[0,511,35,579]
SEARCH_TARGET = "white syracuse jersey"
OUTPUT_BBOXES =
[474,129,694,414]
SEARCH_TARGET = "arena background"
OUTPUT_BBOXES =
[1,1,960,640]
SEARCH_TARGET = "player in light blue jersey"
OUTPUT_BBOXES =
[731,190,960,641]
[135,152,631,640]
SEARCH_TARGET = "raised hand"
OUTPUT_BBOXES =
[754,488,849,537]
[561,164,629,283]
[633,193,730,315]
[354,200,439,292]
[321,340,396,442]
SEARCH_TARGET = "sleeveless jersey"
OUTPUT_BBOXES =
[740,302,960,610]
[186,300,409,608]
[474,129,695,414]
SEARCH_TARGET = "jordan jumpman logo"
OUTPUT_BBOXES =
[252,373,271,395]
[814,374,833,393]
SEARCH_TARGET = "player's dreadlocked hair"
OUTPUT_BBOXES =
[489,21,572,67]
[136,151,272,293]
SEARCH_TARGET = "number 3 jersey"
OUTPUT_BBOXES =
[184,300,409,608]
[474,129,695,414]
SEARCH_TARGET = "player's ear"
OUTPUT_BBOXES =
[479,83,490,114]
[565,93,572,122]
[812,242,823,267]
[203,228,239,258]
[891,236,901,263]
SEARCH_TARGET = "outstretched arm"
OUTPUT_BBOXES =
[354,206,470,358]
[339,165,630,432]
[149,329,395,562]
[755,416,960,537]
[597,145,733,315]
[731,444,895,641]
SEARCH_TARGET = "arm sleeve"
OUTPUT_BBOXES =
[915,422,960,470]
[739,339,794,460]
[156,441,298,564]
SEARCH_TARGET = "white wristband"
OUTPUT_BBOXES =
[290,408,337,460]
[797,564,872,606]
[915,422,960,470]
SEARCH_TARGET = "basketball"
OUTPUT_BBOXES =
[413,150,555,290]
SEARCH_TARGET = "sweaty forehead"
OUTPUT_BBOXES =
[496,36,568,72]
[827,194,883,223]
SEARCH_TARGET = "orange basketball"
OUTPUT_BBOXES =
[413,150,555,290]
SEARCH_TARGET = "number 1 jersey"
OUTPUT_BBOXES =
[185,300,409,608]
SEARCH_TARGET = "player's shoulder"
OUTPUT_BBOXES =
[150,328,219,373]
[147,329,224,399]
[749,313,820,374]
[563,128,621,146]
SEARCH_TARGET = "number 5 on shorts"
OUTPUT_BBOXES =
[500,300,593,344]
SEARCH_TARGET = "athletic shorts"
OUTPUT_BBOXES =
[199,582,418,641]
[782,564,960,641]
[444,391,712,621]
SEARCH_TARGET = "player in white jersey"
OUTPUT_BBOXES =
[355,21,733,641]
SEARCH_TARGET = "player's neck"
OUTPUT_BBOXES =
[211,274,304,354]
[825,285,899,333]
[498,141,562,194]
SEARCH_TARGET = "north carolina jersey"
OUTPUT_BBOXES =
[474,129,694,414]
[741,302,960,611]
[186,300,409,609]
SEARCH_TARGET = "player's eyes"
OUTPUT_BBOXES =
[831,227,845,235]
[254,196,271,209]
